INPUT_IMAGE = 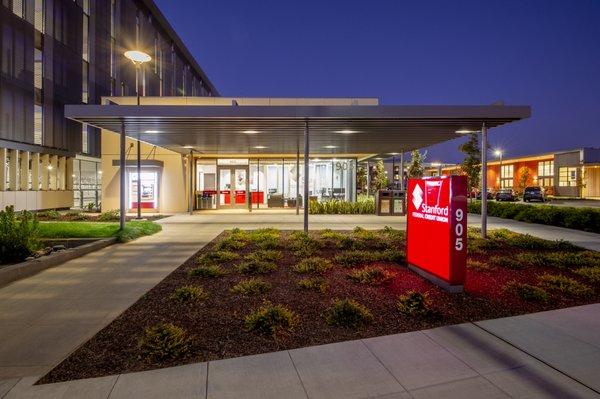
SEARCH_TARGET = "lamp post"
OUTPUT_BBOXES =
[494,149,503,189]
[124,50,151,220]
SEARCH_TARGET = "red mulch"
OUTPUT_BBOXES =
[39,230,600,384]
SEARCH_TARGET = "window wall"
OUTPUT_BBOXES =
[559,167,578,187]
[537,160,554,187]
[73,157,101,208]
[500,164,514,188]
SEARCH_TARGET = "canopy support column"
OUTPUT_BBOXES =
[303,120,309,232]
[189,150,194,215]
[399,152,405,190]
[119,120,126,231]
[481,123,488,238]
[296,143,300,215]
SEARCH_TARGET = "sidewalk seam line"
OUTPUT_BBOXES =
[360,339,409,393]
[105,374,120,399]
[204,362,209,399]
[471,321,600,396]
[286,350,310,399]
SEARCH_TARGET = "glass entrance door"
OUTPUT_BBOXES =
[218,166,248,208]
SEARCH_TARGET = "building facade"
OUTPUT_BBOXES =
[0,0,217,210]
[426,148,600,199]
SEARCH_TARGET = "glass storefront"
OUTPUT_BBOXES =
[195,158,356,210]
[73,157,101,209]
[128,171,159,210]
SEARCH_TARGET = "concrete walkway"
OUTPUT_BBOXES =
[1,304,599,398]
[0,211,598,397]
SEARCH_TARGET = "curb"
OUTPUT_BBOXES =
[0,237,118,288]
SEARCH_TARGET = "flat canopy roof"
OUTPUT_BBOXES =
[65,102,530,159]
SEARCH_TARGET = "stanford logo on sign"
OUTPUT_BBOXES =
[411,183,423,209]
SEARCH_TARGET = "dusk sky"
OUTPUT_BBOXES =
[155,0,599,163]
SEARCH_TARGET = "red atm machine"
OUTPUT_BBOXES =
[406,175,468,292]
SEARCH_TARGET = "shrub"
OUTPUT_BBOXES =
[293,257,332,274]
[325,298,373,328]
[244,249,283,262]
[378,249,406,263]
[236,260,277,275]
[397,291,432,316]
[138,322,189,361]
[170,285,208,303]
[468,201,600,234]
[0,206,40,263]
[98,209,120,222]
[380,226,405,241]
[538,274,593,297]
[198,250,240,265]
[39,209,61,220]
[189,264,228,278]
[347,267,393,285]
[352,229,388,250]
[490,256,525,270]
[320,229,345,242]
[245,302,297,336]
[309,195,375,215]
[215,236,246,251]
[517,252,599,269]
[288,232,323,257]
[504,281,549,302]
[574,267,600,284]
[467,260,490,271]
[297,277,328,293]
[334,250,378,267]
[230,278,271,295]
[468,238,500,254]
[247,228,280,244]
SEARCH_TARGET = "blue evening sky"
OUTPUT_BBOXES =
[155,0,600,163]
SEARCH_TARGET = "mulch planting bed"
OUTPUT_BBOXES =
[40,227,600,383]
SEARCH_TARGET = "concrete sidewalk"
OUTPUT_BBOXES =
[2,304,599,398]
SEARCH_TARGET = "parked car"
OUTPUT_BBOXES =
[495,189,516,202]
[476,190,494,200]
[523,186,545,202]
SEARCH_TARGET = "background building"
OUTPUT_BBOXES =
[0,0,217,211]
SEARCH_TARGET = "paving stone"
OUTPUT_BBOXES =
[108,363,206,399]
[207,351,306,399]
[363,331,477,390]
[290,339,404,399]
[0,378,19,397]
[410,376,510,399]
[4,375,117,399]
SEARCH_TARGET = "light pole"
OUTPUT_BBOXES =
[494,149,503,189]
[124,50,151,220]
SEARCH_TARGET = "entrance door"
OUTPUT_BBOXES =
[218,166,249,208]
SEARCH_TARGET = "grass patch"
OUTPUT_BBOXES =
[397,291,432,316]
[325,298,373,328]
[236,260,278,275]
[138,323,189,362]
[189,264,228,278]
[230,278,271,296]
[490,256,525,270]
[538,274,593,297]
[36,220,161,242]
[245,302,297,336]
[347,267,393,285]
[244,249,283,262]
[297,277,328,293]
[197,250,240,265]
[504,281,549,302]
[574,267,600,284]
[293,257,332,275]
[170,285,208,303]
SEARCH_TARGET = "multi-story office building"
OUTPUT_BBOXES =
[0,0,218,210]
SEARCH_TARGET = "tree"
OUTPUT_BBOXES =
[407,149,426,178]
[459,133,481,195]
[517,167,531,194]
[370,160,389,191]
[356,165,367,193]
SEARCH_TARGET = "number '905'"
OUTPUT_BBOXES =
[454,208,464,251]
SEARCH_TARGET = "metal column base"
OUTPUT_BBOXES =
[407,264,463,293]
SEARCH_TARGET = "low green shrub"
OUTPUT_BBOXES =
[490,256,525,270]
[297,277,328,293]
[517,251,599,269]
[378,249,406,263]
[467,259,490,271]
[215,236,246,251]
[189,264,228,278]
[230,278,271,295]
[170,285,208,303]
[538,274,593,297]
[334,250,378,267]
[468,238,500,254]
[504,281,549,302]
[247,228,280,244]
[198,250,240,265]
[468,201,600,234]
[380,226,405,241]
[347,267,392,285]
[397,291,432,316]
[0,206,40,263]
[244,249,283,262]
[320,229,345,242]
[138,322,189,361]
[309,195,375,214]
[574,267,600,284]
[245,302,297,336]
[39,209,61,220]
[293,257,332,274]
[98,209,120,222]
[288,231,323,257]
[236,260,278,275]
[325,298,373,328]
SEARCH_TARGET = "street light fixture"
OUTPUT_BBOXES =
[124,50,151,220]
[494,149,503,188]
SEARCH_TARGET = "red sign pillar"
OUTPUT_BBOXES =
[406,175,467,292]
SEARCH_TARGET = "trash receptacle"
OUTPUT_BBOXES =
[376,190,393,215]
[392,190,406,215]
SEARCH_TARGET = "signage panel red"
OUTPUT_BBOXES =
[406,175,467,289]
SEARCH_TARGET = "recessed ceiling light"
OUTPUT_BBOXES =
[336,129,357,134]
[182,145,194,149]
[253,145,267,149]
[387,152,400,155]
[456,129,478,134]
[144,130,161,134]
[324,145,338,149]
[242,130,259,134]
[374,157,382,160]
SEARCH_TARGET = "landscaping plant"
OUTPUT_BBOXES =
[397,291,432,317]
[504,281,549,302]
[293,257,332,274]
[297,277,328,293]
[538,274,593,297]
[138,322,189,362]
[198,250,240,265]
[325,298,373,328]
[236,259,277,274]
[230,278,271,296]
[574,267,600,284]
[170,285,208,303]
[245,301,297,336]
[189,264,228,278]
[347,267,393,285]
[0,206,40,264]
[244,249,283,262]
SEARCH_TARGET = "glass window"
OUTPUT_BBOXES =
[34,104,43,145]
[500,164,513,188]
[82,61,88,103]
[82,14,89,62]
[12,0,24,18]
[82,123,88,153]
[34,48,43,89]
[538,160,554,177]
[34,0,44,32]
[559,167,578,187]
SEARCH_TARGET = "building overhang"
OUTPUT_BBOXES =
[65,102,531,160]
